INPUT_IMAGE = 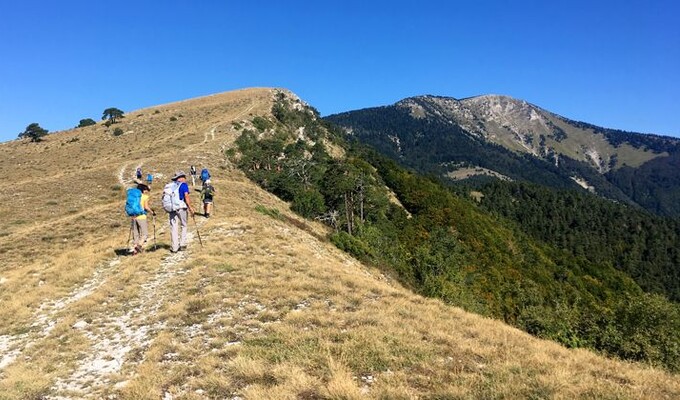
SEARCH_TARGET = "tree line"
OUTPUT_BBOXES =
[17,107,125,142]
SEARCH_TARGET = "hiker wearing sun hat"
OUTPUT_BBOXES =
[162,170,194,253]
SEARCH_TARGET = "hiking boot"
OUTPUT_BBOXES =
[205,213,210,218]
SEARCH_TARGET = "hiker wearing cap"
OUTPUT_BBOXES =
[131,184,155,255]
[201,179,216,218]
[165,171,194,253]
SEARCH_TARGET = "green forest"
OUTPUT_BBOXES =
[227,93,680,372]
[476,181,680,301]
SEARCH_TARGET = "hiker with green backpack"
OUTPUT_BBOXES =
[125,183,156,255]
[201,179,216,218]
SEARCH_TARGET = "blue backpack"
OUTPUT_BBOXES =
[200,168,210,182]
[125,188,145,216]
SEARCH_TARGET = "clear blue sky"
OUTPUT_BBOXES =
[1,0,678,142]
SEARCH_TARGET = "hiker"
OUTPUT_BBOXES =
[146,173,153,186]
[201,179,216,218]
[200,168,210,185]
[190,165,197,186]
[163,171,194,253]
[136,167,142,181]
[130,184,155,255]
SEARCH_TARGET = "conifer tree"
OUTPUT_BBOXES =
[102,107,124,124]
[18,123,48,142]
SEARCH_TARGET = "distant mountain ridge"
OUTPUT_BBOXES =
[326,94,680,215]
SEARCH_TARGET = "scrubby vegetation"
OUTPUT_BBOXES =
[76,118,96,128]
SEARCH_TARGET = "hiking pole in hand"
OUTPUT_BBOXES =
[152,213,157,250]
[191,212,204,247]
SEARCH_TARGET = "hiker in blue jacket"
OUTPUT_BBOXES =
[168,171,195,253]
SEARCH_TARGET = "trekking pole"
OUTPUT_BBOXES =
[152,213,157,250]
[191,212,204,247]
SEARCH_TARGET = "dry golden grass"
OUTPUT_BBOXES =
[0,88,678,399]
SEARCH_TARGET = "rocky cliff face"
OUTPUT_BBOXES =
[395,95,667,173]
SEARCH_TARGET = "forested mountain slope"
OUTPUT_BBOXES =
[325,95,680,216]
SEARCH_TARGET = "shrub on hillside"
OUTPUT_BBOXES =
[252,116,273,132]
[76,118,96,128]
[291,189,326,218]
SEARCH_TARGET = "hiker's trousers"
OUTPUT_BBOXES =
[169,209,188,252]
[131,218,148,248]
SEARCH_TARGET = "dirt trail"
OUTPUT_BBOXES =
[0,218,206,398]
[47,242,196,397]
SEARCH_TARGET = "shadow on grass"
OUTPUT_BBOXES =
[113,243,172,256]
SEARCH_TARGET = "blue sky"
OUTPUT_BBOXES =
[1,0,678,142]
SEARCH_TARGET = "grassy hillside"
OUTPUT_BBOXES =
[0,89,678,399]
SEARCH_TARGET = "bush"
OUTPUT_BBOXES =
[76,118,96,128]
[252,116,273,132]
[330,231,372,259]
[291,189,326,218]
[113,127,124,136]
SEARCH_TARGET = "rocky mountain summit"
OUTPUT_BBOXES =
[396,94,670,173]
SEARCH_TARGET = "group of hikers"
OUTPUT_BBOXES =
[125,165,216,255]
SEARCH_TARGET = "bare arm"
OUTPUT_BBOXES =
[184,193,194,214]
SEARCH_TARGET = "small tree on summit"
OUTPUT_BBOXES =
[102,108,124,125]
[18,123,49,142]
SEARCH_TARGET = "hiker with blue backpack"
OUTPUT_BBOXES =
[200,168,210,185]
[125,183,155,255]
[162,171,195,253]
